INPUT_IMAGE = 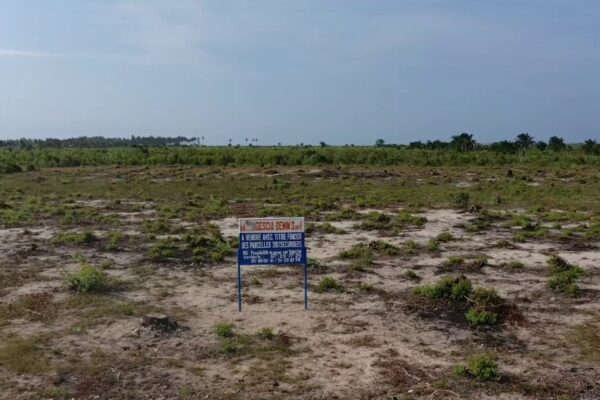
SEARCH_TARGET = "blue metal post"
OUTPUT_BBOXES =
[304,261,308,310]
[237,262,242,312]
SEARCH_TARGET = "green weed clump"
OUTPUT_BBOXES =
[498,261,525,270]
[397,211,427,226]
[403,270,421,282]
[465,216,492,233]
[370,240,401,256]
[149,238,178,261]
[0,335,48,373]
[568,323,600,362]
[308,258,327,273]
[339,243,373,264]
[215,323,234,338]
[316,276,344,293]
[106,231,124,251]
[324,208,360,221]
[64,262,112,293]
[547,255,584,297]
[455,353,498,382]
[143,218,172,234]
[306,222,347,235]
[414,277,506,327]
[443,256,464,268]
[258,327,275,340]
[414,275,472,301]
[466,288,502,326]
[213,323,293,357]
[436,231,455,242]
[53,230,97,245]
[184,232,233,263]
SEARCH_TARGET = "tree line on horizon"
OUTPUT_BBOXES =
[0,133,598,154]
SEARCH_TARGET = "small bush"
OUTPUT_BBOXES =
[495,239,513,248]
[414,275,472,301]
[54,230,97,245]
[403,270,421,281]
[453,365,468,377]
[471,287,502,307]
[402,240,421,256]
[308,258,327,273]
[215,323,234,338]
[548,255,578,274]
[443,256,464,268]
[149,238,178,261]
[548,271,582,297]
[64,263,110,293]
[454,192,470,210]
[0,336,48,373]
[466,308,498,326]
[316,276,344,293]
[106,231,124,251]
[360,283,376,292]
[426,239,440,253]
[258,327,274,340]
[370,240,400,256]
[436,231,455,242]
[339,244,373,264]
[498,261,525,270]
[547,255,584,297]
[467,354,498,381]
[307,222,347,234]
[397,211,427,226]
[144,218,172,234]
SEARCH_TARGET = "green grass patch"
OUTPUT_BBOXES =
[316,276,344,293]
[0,335,49,374]
[53,230,97,245]
[64,261,115,293]
[455,353,498,382]
[547,255,585,297]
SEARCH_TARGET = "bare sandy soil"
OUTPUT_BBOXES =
[1,203,599,400]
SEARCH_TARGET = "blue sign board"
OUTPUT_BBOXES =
[237,218,308,311]
[238,232,307,265]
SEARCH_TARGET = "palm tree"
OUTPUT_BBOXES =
[548,136,566,152]
[515,133,534,149]
[450,133,476,152]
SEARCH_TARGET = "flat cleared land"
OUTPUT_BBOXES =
[0,166,599,399]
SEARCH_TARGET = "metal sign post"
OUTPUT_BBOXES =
[237,217,307,311]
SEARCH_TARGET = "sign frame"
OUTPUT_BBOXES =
[237,217,308,311]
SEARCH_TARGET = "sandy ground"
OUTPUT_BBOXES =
[1,207,599,399]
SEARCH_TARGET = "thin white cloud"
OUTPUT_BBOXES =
[0,48,61,58]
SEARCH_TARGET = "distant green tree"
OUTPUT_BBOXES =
[536,141,547,151]
[319,141,327,147]
[582,139,598,154]
[516,133,535,149]
[375,138,385,147]
[450,133,476,152]
[548,136,566,152]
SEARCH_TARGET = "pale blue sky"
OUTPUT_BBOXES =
[1,1,599,144]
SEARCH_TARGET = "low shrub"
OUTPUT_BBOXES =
[53,230,97,245]
[436,231,455,242]
[467,354,498,381]
[339,244,373,264]
[455,353,499,382]
[316,276,344,293]
[547,255,584,297]
[64,262,111,293]
[149,238,178,261]
[414,275,472,301]
[215,323,234,338]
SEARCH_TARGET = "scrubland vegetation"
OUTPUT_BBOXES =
[0,142,598,399]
